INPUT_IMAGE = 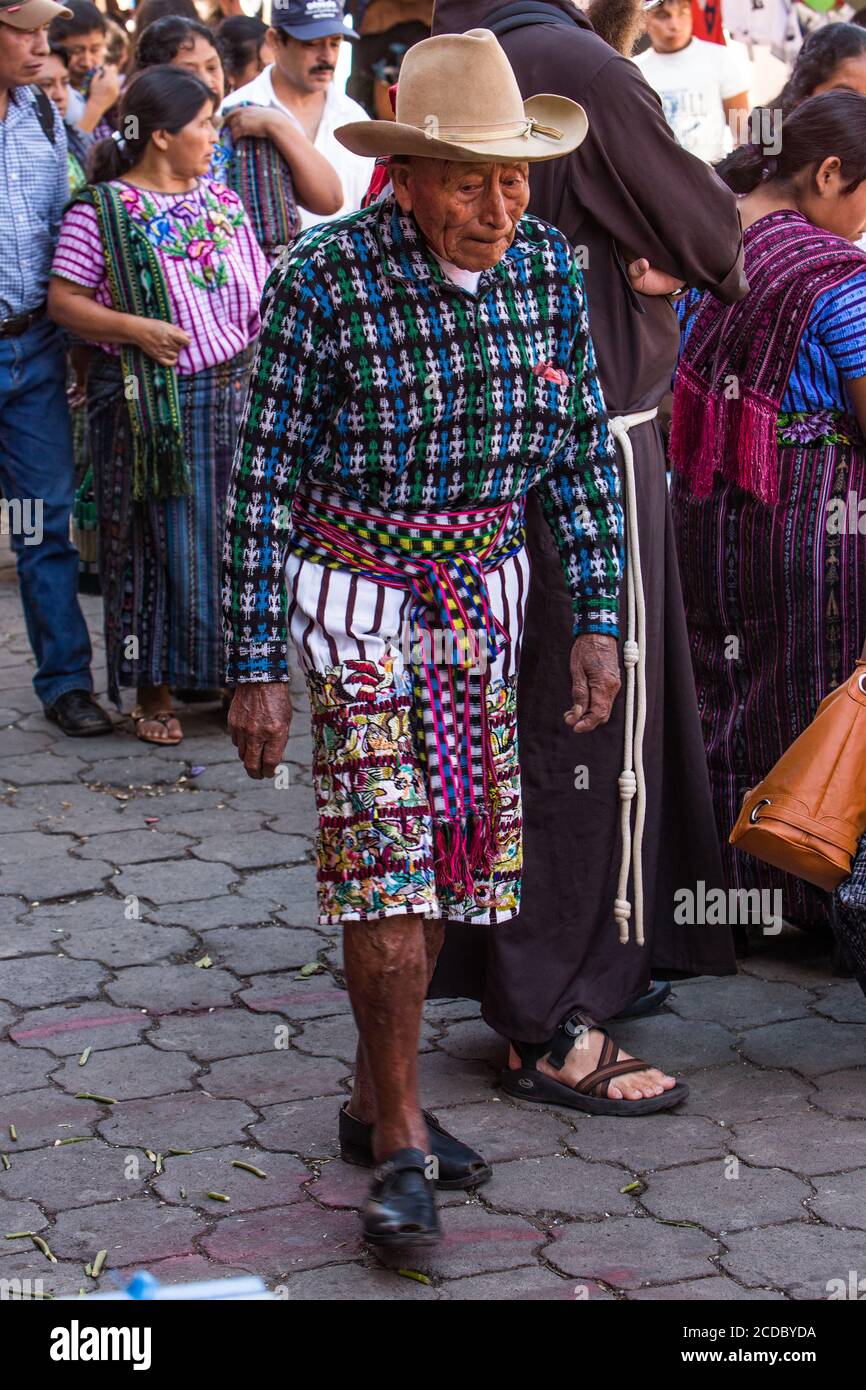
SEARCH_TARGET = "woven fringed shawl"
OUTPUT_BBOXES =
[289,487,525,899]
[72,185,188,502]
[670,210,866,503]
[219,119,300,258]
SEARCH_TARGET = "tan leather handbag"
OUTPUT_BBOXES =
[729,646,866,891]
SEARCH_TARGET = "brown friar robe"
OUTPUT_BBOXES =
[429,0,748,1040]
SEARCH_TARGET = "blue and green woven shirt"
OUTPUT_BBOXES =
[223,195,622,683]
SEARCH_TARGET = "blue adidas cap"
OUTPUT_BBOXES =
[270,0,358,42]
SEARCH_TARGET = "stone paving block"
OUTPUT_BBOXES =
[732,1112,866,1176]
[608,1015,739,1073]
[435,1018,505,1065]
[50,1196,206,1267]
[201,926,325,975]
[82,753,187,787]
[236,865,318,923]
[0,1138,148,1210]
[112,1254,253,1289]
[152,896,281,930]
[105,964,240,1012]
[483,1154,633,1220]
[807,1169,866,1229]
[0,1001,16,1036]
[812,982,866,1025]
[547,1213,718,1288]
[305,1161,370,1210]
[250,1096,342,1159]
[97,1093,257,1151]
[201,1200,363,1276]
[0,1042,60,1095]
[261,801,324,838]
[0,1087,102,1150]
[16,783,130,835]
[681,1064,813,1123]
[626,1277,785,1301]
[139,790,233,820]
[0,1250,93,1299]
[203,1050,348,1106]
[190,761,308,795]
[0,856,115,903]
[283,1263,438,1300]
[3,751,90,786]
[152,1144,309,1211]
[54,1044,199,1101]
[113,859,238,905]
[668,976,812,1029]
[240,975,349,1020]
[430,1099,573,1164]
[371,1202,548,1279]
[75,829,190,863]
[163,808,270,838]
[190,833,312,869]
[151,1009,295,1061]
[741,949,838,988]
[810,1069,866,1119]
[416,1050,497,1107]
[426,999,484,1024]
[0,955,109,1007]
[10,1003,152,1054]
[439,1268,614,1300]
[0,831,77,863]
[564,1112,728,1171]
[0,730,53,757]
[0,1197,49,1235]
[62,922,196,968]
[740,1018,866,1075]
[0,919,70,959]
[16,896,158,934]
[721,1223,866,1298]
[641,1157,811,1233]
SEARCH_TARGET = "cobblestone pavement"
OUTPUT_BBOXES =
[1,543,865,1302]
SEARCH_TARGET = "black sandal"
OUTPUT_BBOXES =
[339,1102,492,1190]
[501,1014,689,1116]
[361,1147,441,1248]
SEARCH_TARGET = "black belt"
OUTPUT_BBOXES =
[0,304,47,337]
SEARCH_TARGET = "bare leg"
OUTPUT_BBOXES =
[345,917,444,1149]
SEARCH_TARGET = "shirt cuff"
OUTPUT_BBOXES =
[223,638,290,686]
[572,607,620,641]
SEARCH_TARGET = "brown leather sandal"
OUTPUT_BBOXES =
[131,707,183,746]
[501,1014,688,1116]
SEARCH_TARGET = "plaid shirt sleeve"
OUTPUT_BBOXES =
[534,251,623,640]
[222,254,339,684]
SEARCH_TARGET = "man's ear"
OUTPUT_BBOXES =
[390,161,414,213]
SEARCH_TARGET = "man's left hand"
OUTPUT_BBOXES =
[566,634,621,733]
[627,257,685,297]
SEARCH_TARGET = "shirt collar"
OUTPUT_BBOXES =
[375,196,543,293]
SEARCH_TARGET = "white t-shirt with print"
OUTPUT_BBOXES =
[633,38,750,164]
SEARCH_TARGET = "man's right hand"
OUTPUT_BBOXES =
[228,683,293,780]
[87,64,120,118]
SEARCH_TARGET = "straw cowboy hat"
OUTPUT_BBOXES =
[335,28,588,164]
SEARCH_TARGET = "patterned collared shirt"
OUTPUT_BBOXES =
[0,86,68,319]
[223,196,622,683]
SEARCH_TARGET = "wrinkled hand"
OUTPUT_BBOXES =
[224,105,278,140]
[88,64,120,116]
[133,319,192,367]
[228,683,293,780]
[627,257,685,298]
[565,634,621,734]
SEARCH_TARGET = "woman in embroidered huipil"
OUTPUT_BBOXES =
[48,66,268,743]
[671,91,866,934]
[223,31,625,1246]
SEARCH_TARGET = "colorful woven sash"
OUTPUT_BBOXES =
[219,115,301,260]
[72,185,188,501]
[288,487,525,897]
[671,209,866,504]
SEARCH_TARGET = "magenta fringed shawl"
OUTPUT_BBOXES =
[670,210,866,503]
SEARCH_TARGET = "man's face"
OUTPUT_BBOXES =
[391,158,531,273]
[269,31,342,93]
[0,21,50,90]
[35,50,68,116]
[645,0,693,53]
[62,27,106,84]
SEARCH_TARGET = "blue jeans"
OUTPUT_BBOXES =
[0,317,93,706]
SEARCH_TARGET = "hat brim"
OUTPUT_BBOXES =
[271,17,359,43]
[335,94,588,164]
[0,0,70,26]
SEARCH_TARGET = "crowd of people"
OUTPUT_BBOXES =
[2,0,866,1248]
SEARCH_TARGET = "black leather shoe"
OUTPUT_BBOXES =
[44,690,113,737]
[339,1102,492,1189]
[361,1147,441,1248]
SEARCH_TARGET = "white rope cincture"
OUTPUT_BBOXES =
[608,408,657,947]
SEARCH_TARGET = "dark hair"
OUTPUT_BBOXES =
[49,0,108,45]
[771,23,866,117]
[715,89,866,196]
[133,0,199,41]
[47,40,70,66]
[134,14,220,71]
[217,15,268,83]
[89,65,215,183]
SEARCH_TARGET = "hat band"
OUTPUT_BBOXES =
[423,117,564,144]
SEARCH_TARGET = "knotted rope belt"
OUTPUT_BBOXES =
[608,407,658,946]
[288,487,525,896]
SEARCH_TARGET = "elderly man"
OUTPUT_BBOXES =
[223,29,637,1247]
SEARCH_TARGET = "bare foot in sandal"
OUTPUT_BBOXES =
[132,684,183,745]
[509,1033,677,1102]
